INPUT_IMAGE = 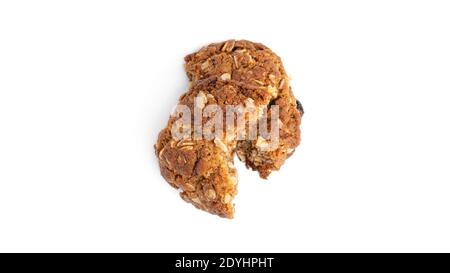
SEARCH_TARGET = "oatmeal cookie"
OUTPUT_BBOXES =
[185,40,286,90]
[155,77,273,218]
[185,40,303,178]
[155,40,303,218]
[236,85,303,178]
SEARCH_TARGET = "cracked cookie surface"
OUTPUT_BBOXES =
[185,40,303,178]
[155,78,267,218]
[155,40,303,218]
[185,40,287,91]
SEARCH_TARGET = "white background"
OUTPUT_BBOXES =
[1,0,449,252]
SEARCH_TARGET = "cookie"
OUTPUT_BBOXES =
[185,40,303,178]
[236,84,302,178]
[156,77,271,218]
[155,40,303,218]
[185,40,286,91]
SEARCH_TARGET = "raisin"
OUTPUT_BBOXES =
[296,99,303,113]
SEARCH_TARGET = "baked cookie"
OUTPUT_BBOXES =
[155,77,273,218]
[155,40,303,218]
[185,40,303,178]
[185,40,286,91]
[236,85,302,178]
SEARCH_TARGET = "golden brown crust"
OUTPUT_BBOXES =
[185,40,286,89]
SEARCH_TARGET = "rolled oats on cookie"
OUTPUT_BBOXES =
[155,40,303,218]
